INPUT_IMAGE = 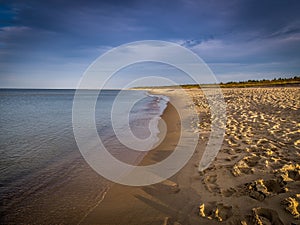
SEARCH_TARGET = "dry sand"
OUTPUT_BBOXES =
[81,87,300,225]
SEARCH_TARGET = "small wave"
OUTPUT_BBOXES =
[77,185,110,225]
[145,92,170,116]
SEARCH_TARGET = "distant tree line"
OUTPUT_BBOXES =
[218,76,300,88]
[133,76,300,89]
[221,76,300,85]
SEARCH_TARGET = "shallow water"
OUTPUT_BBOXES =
[0,89,168,224]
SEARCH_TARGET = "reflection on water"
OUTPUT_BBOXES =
[0,89,165,224]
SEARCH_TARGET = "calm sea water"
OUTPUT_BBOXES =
[0,89,168,224]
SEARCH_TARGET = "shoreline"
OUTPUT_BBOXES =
[81,87,300,225]
[2,87,299,224]
[80,90,193,224]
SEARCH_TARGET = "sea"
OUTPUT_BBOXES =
[0,89,169,224]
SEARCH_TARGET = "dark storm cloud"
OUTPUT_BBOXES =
[234,1,300,30]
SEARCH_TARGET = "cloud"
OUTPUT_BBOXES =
[1,0,300,87]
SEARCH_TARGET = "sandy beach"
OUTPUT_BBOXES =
[2,0,300,224]
[81,87,300,225]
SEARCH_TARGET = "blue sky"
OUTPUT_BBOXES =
[1,0,300,88]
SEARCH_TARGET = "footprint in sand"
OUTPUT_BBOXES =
[224,155,239,162]
[240,178,287,201]
[226,137,241,147]
[203,174,220,194]
[264,178,288,193]
[222,187,237,197]
[244,154,260,167]
[198,202,233,222]
[231,159,253,177]
[251,207,284,225]
[224,148,236,155]
[231,154,263,177]
[276,164,300,182]
[281,194,300,219]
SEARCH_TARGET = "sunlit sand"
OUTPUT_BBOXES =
[78,87,300,224]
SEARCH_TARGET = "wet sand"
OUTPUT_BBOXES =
[80,91,190,225]
[81,87,300,225]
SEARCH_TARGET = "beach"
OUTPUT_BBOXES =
[2,0,300,224]
[0,87,299,224]
[81,87,300,225]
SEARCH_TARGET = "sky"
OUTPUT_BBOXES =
[1,0,300,88]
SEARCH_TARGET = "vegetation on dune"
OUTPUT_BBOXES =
[132,76,300,89]
[218,76,300,88]
[181,76,300,89]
